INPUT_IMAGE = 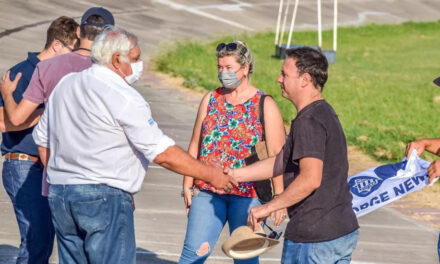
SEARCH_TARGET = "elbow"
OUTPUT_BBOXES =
[0,123,6,133]
[10,116,24,127]
[309,179,321,192]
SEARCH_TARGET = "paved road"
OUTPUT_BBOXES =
[0,1,439,263]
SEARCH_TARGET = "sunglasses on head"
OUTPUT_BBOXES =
[216,42,238,52]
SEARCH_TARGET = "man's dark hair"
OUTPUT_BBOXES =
[45,16,79,49]
[80,15,106,41]
[285,47,328,91]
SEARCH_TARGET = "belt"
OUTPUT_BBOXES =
[3,153,40,163]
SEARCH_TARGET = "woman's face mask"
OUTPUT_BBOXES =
[218,70,242,89]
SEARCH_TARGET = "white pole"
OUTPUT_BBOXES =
[333,0,338,51]
[275,0,284,45]
[317,0,322,48]
[286,0,299,48]
[278,0,292,47]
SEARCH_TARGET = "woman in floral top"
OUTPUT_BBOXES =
[179,41,286,264]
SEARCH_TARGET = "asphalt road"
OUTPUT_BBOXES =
[0,1,439,263]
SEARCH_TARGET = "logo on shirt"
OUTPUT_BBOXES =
[148,118,155,126]
[349,176,383,197]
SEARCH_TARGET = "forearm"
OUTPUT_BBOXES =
[266,172,317,213]
[234,155,277,182]
[183,176,195,188]
[271,174,284,195]
[154,145,215,183]
[419,138,440,156]
[4,108,43,132]
[38,146,50,167]
[2,93,20,123]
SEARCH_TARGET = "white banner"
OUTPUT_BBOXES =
[348,151,437,217]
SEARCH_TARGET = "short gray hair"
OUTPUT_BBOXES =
[91,26,138,65]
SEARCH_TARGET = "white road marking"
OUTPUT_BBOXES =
[152,0,253,31]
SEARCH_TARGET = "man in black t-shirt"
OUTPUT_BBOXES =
[231,47,359,263]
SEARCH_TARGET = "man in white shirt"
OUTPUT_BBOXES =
[32,27,234,264]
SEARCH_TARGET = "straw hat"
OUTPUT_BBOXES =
[222,225,279,259]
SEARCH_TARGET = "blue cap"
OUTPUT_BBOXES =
[81,7,114,27]
[434,76,440,87]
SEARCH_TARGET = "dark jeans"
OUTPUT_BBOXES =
[48,184,135,264]
[2,159,55,264]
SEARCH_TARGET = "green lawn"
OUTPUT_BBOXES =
[152,21,440,162]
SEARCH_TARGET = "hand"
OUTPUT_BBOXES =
[1,71,20,96]
[210,167,236,192]
[183,189,192,216]
[406,140,425,159]
[224,167,241,183]
[247,204,272,232]
[427,160,440,184]
[270,208,288,227]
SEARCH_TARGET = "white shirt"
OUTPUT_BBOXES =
[32,64,175,193]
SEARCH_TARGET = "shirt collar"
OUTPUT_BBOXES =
[27,52,40,67]
[90,63,131,88]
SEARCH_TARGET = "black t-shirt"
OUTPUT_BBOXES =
[283,100,359,242]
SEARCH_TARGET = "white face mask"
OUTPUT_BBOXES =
[122,60,143,85]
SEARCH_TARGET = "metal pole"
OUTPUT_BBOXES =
[278,0,292,46]
[286,0,299,48]
[317,0,322,48]
[333,0,338,51]
[275,0,284,45]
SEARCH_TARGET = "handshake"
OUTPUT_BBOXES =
[208,167,240,193]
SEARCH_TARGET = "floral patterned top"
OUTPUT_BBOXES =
[194,87,264,198]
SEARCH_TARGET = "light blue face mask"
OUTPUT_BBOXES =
[218,71,242,89]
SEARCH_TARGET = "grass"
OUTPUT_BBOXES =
[151,21,440,163]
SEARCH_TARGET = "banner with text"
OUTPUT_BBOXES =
[349,151,437,217]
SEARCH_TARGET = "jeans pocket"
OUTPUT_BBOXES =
[71,197,111,233]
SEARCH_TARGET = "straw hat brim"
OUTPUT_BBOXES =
[222,226,279,259]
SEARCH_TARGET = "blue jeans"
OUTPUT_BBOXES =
[179,190,261,264]
[281,230,359,264]
[2,159,54,264]
[48,184,135,264]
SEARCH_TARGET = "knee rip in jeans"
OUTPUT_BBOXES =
[196,242,210,256]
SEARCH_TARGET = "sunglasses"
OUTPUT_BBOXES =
[58,39,74,52]
[216,42,238,52]
[256,222,283,240]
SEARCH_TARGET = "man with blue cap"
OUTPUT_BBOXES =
[0,7,115,142]
[0,7,115,197]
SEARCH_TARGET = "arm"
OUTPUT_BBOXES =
[232,154,280,182]
[154,145,234,191]
[263,96,287,225]
[116,96,235,191]
[406,138,440,158]
[1,71,39,126]
[247,157,323,230]
[182,92,211,215]
[406,138,440,183]
[0,106,43,132]
[38,146,50,167]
